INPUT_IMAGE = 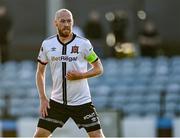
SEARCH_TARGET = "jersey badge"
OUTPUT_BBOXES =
[71,45,79,54]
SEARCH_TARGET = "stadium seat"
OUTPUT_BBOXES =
[92,96,109,109]
[2,56,180,118]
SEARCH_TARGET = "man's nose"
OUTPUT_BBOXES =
[64,22,69,26]
[64,21,70,25]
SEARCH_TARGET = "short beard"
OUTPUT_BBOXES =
[58,29,71,38]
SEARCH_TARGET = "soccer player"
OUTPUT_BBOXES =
[33,9,105,138]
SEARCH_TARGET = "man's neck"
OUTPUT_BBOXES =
[58,33,73,44]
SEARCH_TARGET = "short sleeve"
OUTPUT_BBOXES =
[84,40,98,63]
[37,41,48,65]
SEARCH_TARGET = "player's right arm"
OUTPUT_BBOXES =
[36,63,50,118]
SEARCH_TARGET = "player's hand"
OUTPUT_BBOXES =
[66,70,84,80]
[40,97,50,118]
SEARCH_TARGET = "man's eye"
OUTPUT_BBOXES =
[60,19,71,23]
[60,20,66,23]
[67,19,71,23]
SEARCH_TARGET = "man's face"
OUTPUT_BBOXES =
[55,11,73,37]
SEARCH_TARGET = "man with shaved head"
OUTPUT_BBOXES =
[34,9,105,138]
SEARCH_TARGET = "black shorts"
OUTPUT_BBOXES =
[37,99,101,133]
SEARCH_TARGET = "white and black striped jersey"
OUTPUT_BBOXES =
[37,34,98,105]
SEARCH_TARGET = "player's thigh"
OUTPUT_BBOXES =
[34,127,51,137]
[71,102,101,132]
[37,99,70,133]
[88,129,105,138]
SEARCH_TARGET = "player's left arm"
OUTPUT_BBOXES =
[66,59,103,80]
[84,58,104,78]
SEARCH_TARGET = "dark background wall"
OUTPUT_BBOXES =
[5,0,46,60]
[66,0,180,40]
[144,0,180,55]
[3,0,180,60]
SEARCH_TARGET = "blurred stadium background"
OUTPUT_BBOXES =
[0,0,180,137]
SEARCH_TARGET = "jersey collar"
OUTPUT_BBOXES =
[57,33,76,46]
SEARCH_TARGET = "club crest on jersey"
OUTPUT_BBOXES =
[71,45,79,54]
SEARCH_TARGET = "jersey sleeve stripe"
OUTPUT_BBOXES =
[37,59,48,65]
[91,58,99,63]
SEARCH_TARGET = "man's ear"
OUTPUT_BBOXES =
[72,19,74,26]
[54,20,57,27]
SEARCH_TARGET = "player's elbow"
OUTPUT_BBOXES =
[97,66,103,76]
[92,59,103,76]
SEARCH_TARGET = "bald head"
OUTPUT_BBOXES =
[55,9,73,21]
